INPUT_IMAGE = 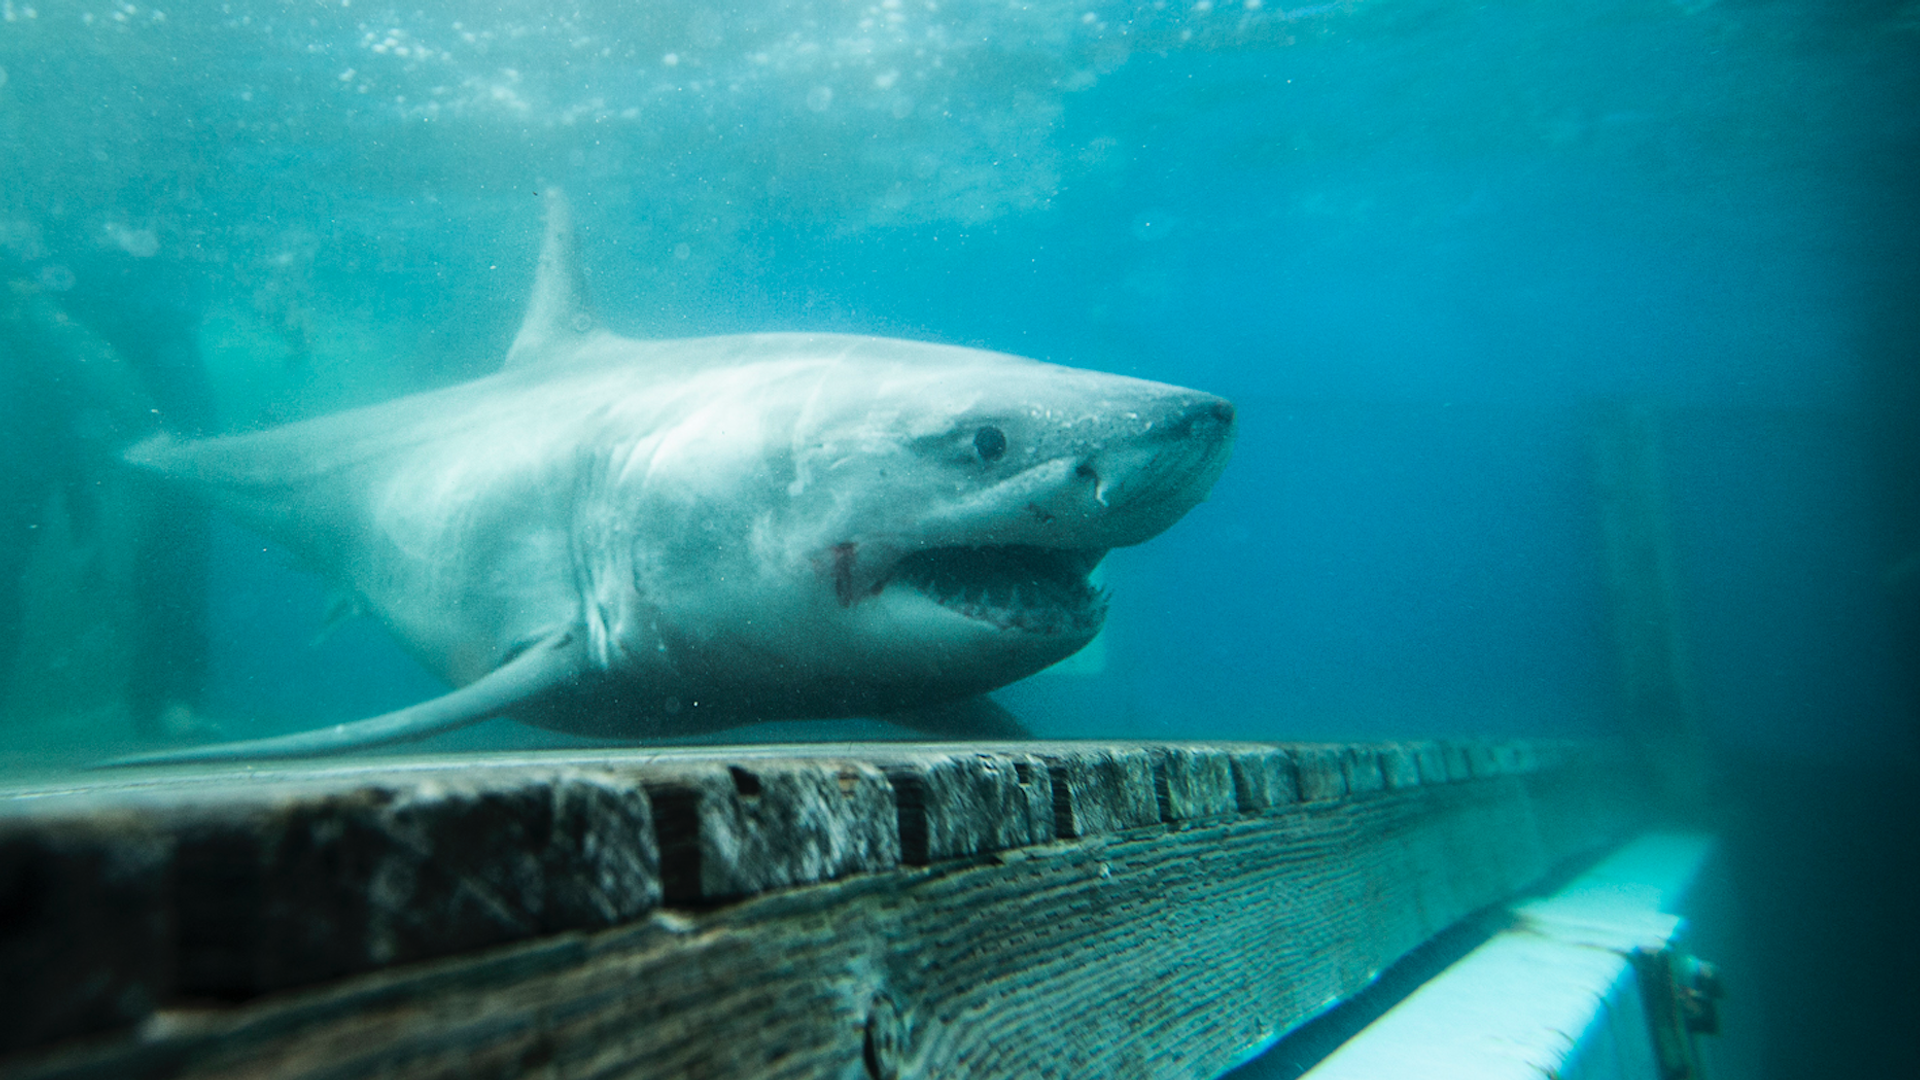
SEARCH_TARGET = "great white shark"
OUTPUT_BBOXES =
[107,191,1235,764]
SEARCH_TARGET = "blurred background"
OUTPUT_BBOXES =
[2,0,1915,1073]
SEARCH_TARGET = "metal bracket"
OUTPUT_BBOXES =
[1633,944,1725,1080]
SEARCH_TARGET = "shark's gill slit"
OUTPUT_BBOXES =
[832,541,858,607]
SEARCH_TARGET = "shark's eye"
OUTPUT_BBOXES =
[973,425,1008,462]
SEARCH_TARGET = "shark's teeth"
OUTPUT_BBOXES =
[892,545,1106,634]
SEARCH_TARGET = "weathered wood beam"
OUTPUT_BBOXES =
[0,739,1645,1079]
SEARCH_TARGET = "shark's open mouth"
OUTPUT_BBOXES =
[891,545,1107,634]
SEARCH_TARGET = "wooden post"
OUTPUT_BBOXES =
[1,739,1645,1079]
[1592,402,1717,814]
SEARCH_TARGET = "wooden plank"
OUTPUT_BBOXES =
[0,739,1644,1079]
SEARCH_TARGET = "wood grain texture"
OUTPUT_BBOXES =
[0,739,1644,1079]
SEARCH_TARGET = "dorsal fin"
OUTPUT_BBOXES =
[504,187,596,370]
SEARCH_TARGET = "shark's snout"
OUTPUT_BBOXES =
[1180,398,1236,438]
[1074,391,1235,526]
[1148,395,1235,450]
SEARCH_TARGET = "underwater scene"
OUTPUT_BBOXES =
[2,0,1915,1074]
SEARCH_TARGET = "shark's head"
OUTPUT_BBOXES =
[605,336,1236,717]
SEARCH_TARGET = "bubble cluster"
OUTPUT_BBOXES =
[0,0,1366,269]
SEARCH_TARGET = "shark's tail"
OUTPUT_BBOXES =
[94,628,583,768]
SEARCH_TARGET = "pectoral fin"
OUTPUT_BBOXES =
[96,629,584,768]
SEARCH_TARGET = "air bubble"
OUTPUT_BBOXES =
[36,264,75,292]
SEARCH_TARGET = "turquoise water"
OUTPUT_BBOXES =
[2,0,1914,1070]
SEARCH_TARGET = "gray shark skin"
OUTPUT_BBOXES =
[106,191,1235,764]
